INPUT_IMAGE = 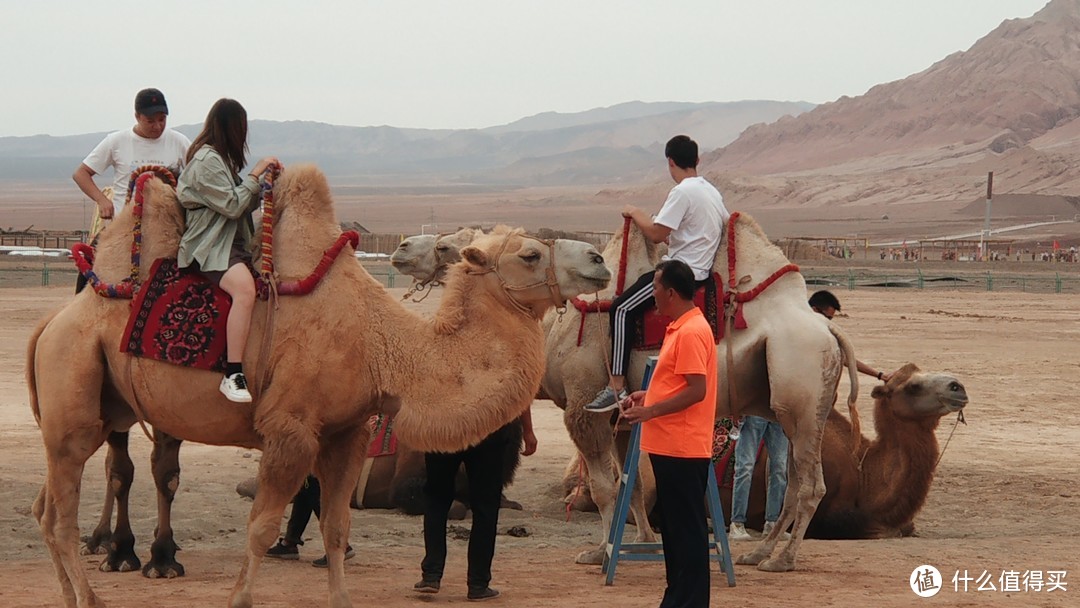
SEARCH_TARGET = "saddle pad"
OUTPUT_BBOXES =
[121,258,231,372]
[635,272,722,350]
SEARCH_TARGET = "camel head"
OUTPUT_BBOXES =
[391,228,480,283]
[390,234,438,280]
[870,363,968,423]
[457,228,610,318]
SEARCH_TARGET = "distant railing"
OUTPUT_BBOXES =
[803,268,1080,294]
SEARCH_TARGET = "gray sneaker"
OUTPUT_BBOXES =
[584,386,627,413]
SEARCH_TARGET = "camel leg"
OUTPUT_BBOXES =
[36,484,78,607]
[143,431,185,578]
[98,431,141,573]
[83,432,123,556]
[575,449,618,565]
[739,405,829,572]
[314,429,370,608]
[228,432,316,608]
[40,432,108,608]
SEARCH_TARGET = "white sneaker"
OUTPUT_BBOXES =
[762,521,792,540]
[220,373,252,403]
[728,522,752,541]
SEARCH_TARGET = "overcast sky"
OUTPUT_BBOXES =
[0,0,1051,137]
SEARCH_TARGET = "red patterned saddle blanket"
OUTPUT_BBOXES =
[367,413,398,458]
[120,258,231,372]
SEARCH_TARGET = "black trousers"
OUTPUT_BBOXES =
[421,424,510,589]
[284,475,320,544]
[610,271,656,377]
[649,453,711,608]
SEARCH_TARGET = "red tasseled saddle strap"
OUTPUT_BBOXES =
[271,231,360,296]
[724,211,800,320]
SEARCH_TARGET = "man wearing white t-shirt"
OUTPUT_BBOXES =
[73,87,190,220]
[586,135,730,413]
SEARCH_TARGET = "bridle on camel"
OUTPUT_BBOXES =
[465,232,566,319]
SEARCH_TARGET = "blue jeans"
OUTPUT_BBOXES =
[730,415,789,524]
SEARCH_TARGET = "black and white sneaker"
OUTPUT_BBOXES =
[584,386,628,413]
[220,372,253,403]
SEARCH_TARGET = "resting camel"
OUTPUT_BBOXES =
[27,165,611,608]
[543,215,859,572]
[566,364,969,540]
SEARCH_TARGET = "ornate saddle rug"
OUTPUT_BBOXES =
[367,413,398,458]
[120,258,231,372]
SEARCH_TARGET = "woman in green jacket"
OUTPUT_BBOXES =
[177,98,281,403]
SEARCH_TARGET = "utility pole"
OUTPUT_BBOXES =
[981,171,993,261]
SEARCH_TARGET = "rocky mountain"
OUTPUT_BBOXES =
[690,0,1080,219]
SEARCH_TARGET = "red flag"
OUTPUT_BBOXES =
[1054,240,1061,250]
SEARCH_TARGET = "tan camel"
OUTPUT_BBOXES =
[801,363,967,539]
[27,165,611,608]
[543,215,859,572]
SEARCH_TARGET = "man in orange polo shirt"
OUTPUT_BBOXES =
[621,259,717,608]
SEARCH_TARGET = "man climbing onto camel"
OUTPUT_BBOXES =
[586,135,729,413]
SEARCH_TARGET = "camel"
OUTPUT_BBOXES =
[27,164,611,608]
[566,364,969,541]
[542,215,859,572]
[389,227,482,285]
[802,363,968,539]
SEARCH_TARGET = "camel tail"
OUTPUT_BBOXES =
[828,321,861,457]
[25,309,60,426]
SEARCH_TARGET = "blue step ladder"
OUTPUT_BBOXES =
[601,356,737,587]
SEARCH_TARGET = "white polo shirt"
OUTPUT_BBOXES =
[654,176,729,281]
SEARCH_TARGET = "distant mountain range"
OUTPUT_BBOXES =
[0,100,813,186]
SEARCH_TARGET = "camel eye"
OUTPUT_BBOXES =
[949,382,961,392]
[435,244,449,252]
[520,250,541,263]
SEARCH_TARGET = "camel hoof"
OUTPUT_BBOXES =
[735,551,767,566]
[143,560,185,579]
[228,590,253,608]
[500,497,524,510]
[575,548,605,565]
[757,557,795,572]
[81,543,108,556]
[99,555,141,573]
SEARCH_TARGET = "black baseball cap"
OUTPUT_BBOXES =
[135,88,169,116]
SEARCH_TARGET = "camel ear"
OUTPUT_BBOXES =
[461,246,488,267]
[870,385,888,400]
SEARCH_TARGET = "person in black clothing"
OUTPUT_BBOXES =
[414,408,537,601]
[266,475,354,568]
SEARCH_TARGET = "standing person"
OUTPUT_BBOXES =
[72,87,190,292]
[414,408,538,601]
[265,475,355,568]
[177,98,281,403]
[808,290,893,382]
[728,415,789,541]
[586,135,729,413]
[620,259,717,608]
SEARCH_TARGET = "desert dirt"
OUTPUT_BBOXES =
[0,283,1078,607]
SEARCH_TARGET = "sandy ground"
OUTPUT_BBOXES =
[1,283,1078,607]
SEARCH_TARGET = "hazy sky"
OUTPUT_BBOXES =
[0,0,1050,137]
